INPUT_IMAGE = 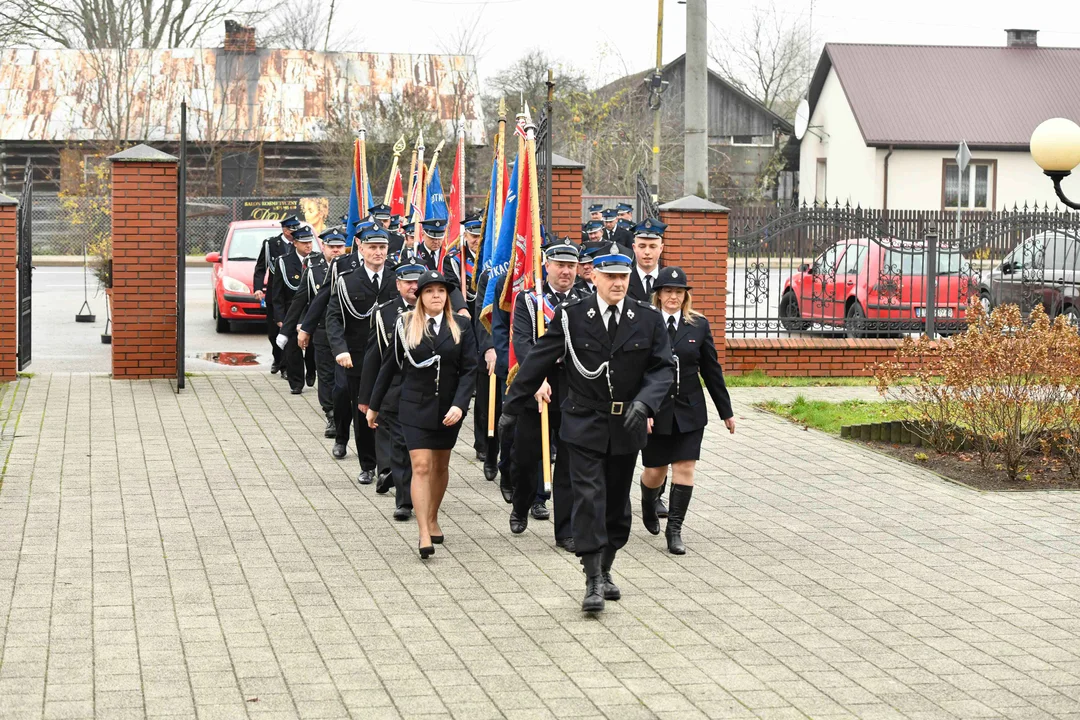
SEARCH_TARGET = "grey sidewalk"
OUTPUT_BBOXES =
[1,374,1079,719]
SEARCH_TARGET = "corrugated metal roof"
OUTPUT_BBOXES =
[811,43,1080,148]
[0,47,485,144]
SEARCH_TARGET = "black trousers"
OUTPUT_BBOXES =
[312,330,336,414]
[565,441,637,556]
[284,336,316,392]
[265,303,282,364]
[380,409,412,509]
[473,369,503,456]
[511,409,573,541]
[334,368,377,471]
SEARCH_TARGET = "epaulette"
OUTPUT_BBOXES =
[561,295,585,309]
[631,298,661,314]
[335,255,358,274]
[376,298,398,312]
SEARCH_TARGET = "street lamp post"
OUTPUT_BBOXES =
[1030,117,1080,210]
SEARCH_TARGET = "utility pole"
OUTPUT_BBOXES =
[649,0,666,203]
[684,0,709,199]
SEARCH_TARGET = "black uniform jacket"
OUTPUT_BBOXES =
[369,314,478,430]
[511,283,584,407]
[324,255,398,376]
[504,295,674,455]
[610,225,634,249]
[627,263,664,303]
[271,249,306,323]
[253,234,289,295]
[358,297,411,411]
[652,315,733,435]
[282,253,331,337]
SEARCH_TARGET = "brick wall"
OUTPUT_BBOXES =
[110,147,179,379]
[725,338,938,377]
[658,197,729,365]
[224,20,256,54]
[0,198,16,382]
[551,164,583,239]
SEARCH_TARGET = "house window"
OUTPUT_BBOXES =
[815,159,827,203]
[730,133,775,147]
[943,160,995,210]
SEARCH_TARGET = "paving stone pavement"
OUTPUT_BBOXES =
[1,373,1080,719]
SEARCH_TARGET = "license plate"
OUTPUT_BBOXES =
[915,307,953,318]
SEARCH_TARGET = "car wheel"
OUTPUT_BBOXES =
[778,291,808,332]
[979,292,992,317]
[214,301,231,333]
[845,301,866,339]
[1065,305,1080,329]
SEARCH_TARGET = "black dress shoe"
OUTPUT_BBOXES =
[556,537,576,553]
[509,511,527,534]
[430,534,444,544]
[500,481,513,504]
[419,544,435,560]
[324,417,336,438]
[475,450,487,462]
[357,470,374,485]
[393,507,412,521]
[290,387,303,395]
[306,372,316,388]
[332,443,347,459]
[484,462,498,482]
[530,502,550,521]
[375,471,393,494]
[270,362,280,374]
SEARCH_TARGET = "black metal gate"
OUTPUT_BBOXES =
[726,201,1080,339]
[636,170,659,222]
[536,70,555,234]
[16,160,32,371]
[176,101,187,390]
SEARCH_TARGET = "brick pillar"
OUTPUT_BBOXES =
[108,144,179,379]
[658,196,729,365]
[551,154,584,239]
[0,194,17,382]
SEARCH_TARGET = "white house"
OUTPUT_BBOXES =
[799,30,1080,211]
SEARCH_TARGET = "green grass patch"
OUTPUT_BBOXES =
[727,371,876,387]
[758,395,913,434]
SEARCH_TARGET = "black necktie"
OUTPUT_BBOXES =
[667,316,677,342]
[428,317,437,336]
[607,305,619,339]
[554,292,564,304]
[372,272,379,294]
[645,275,653,296]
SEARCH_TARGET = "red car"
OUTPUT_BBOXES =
[778,238,971,337]
[206,220,283,333]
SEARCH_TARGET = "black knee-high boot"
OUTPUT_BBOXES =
[665,484,693,555]
[640,481,662,535]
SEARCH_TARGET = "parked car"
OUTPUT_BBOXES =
[206,220,283,333]
[977,230,1080,325]
[778,238,972,337]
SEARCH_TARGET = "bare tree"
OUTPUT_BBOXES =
[0,0,277,49]
[261,0,355,51]
[709,2,815,120]
[437,11,488,137]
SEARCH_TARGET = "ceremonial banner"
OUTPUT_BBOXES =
[503,147,536,380]
[389,169,405,217]
[480,156,519,332]
[345,139,362,244]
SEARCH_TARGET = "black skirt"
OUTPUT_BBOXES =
[403,421,462,451]
[641,426,705,467]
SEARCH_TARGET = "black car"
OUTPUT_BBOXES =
[978,231,1080,325]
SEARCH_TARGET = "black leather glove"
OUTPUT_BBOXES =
[622,401,649,436]
[498,412,517,437]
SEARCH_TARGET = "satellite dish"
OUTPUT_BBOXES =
[794,99,810,140]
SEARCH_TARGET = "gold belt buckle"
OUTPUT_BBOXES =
[610,401,624,415]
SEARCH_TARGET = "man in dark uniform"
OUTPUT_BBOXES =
[386,213,406,257]
[507,237,586,553]
[615,202,634,224]
[254,215,299,375]
[474,266,511,484]
[581,219,604,245]
[587,203,604,222]
[325,227,398,484]
[358,262,425,520]
[488,270,520,503]
[611,203,636,248]
[273,225,316,394]
[288,228,349,435]
[600,208,619,238]
[370,204,405,257]
[415,218,469,315]
[500,243,674,613]
[627,218,667,303]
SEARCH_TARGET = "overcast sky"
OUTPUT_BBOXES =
[339,0,1080,86]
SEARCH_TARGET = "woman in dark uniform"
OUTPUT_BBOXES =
[367,271,477,559]
[640,267,735,554]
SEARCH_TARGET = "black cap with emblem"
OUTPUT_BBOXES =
[653,266,691,290]
[416,269,450,292]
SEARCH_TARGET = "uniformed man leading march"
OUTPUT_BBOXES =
[500,242,674,613]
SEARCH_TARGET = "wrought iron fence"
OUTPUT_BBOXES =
[635,171,659,222]
[727,200,1080,338]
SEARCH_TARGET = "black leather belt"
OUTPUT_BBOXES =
[568,391,626,415]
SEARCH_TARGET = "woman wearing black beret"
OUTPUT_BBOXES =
[640,266,735,554]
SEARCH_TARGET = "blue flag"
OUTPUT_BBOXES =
[478,156,500,278]
[346,170,361,248]
[425,167,449,220]
[480,156,519,328]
